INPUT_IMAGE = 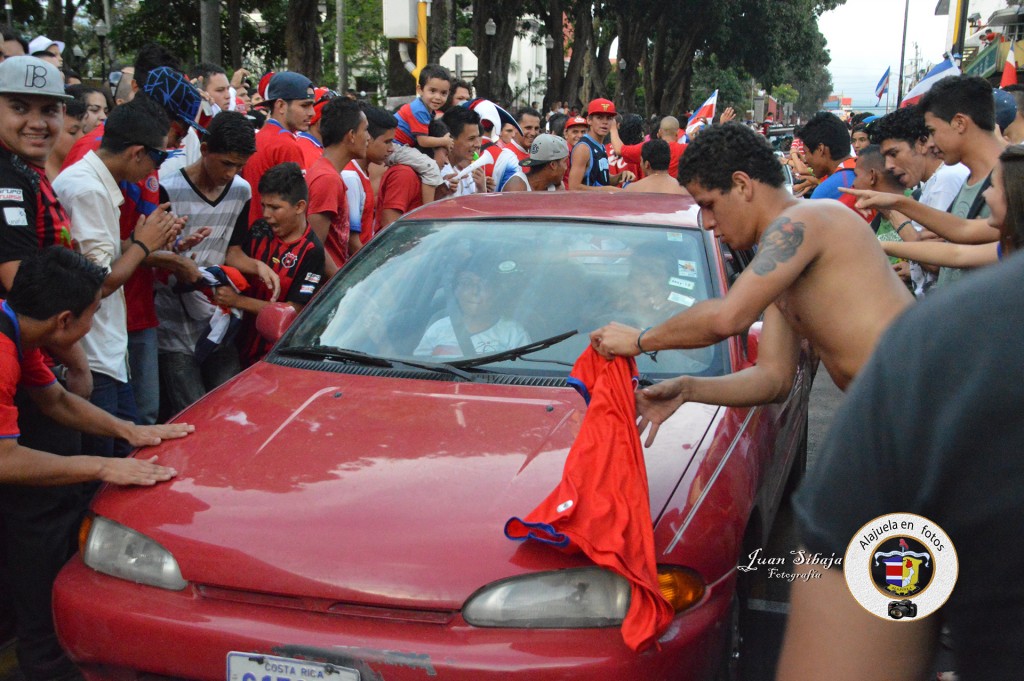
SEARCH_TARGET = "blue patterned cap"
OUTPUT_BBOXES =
[143,66,208,134]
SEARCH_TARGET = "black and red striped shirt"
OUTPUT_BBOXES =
[0,145,73,289]
[238,220,325,366]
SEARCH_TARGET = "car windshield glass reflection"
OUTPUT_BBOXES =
[280,220,727,379]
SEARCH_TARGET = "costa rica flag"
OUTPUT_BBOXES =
[885,558,905,585]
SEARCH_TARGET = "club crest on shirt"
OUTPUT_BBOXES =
[145,176,159,192]
[281,252,298,269]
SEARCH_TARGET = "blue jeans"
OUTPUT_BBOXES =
[129,327,159,425]
[82,372,138,459]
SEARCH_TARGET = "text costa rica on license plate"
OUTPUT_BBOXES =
[227,652,360,681]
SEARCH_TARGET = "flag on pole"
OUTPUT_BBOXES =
[901,57,961,108]
[685,90,718,142]
[1001,41,1018,87]
[875,67,891,103]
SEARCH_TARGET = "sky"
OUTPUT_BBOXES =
[818,0,951,110]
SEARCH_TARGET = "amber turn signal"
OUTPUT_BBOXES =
[657,567,706,612]
[78,514,93,554]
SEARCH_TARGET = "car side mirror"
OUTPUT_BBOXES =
[256,303,297,343]
[745,321,763,366]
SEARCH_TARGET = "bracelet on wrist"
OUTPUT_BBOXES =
[130,236,151,258]
[636,327,659,362]
[896,220,912,235]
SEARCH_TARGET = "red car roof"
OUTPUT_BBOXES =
[403,191,700,228]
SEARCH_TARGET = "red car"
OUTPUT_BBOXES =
[53,193,812,681]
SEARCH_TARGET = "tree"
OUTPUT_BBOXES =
[286,0,323,82]
[772,83,799,107]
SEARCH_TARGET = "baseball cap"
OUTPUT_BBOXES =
[266,72,314,102]
[143,66,208,134]
[565,115,588,129]
[310,87,338,126]
[27,36,64,56]
[521,133,570,167]
[587,98,616,116]
[0,56,72,100]
[995,88,1017,131]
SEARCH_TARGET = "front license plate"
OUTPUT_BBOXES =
[227,652,360,681]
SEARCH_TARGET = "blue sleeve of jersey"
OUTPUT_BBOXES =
[810,169,854,201]
[410,98,433,125]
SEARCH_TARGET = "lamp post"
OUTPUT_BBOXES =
[485,18,496,99]
[3,1,10,26]
[95,20,109,82]
[526,69,533,108]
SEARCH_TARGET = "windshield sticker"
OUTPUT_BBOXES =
[668,292,696,307]
[677,260,698,277]
[669,277,695,290]
[666,232,683,242]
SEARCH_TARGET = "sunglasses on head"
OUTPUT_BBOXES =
[315,89,340,106]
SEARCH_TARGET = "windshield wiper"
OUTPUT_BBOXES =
[390,358,482,381]
[449,330,579,369]
[276,345,394,368]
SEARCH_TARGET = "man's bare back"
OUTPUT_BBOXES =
[624,174,688,195]
[757,200,913,388]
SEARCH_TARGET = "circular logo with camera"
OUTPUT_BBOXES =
[844,513,958,622]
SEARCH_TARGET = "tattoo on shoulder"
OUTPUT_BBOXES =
[751,216,806,275]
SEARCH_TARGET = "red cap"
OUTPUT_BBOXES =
[310,86,334,126]
[257,72,275,100]
[587,98,616,116]
[565,115,588,129]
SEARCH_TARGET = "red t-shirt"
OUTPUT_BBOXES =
[0,301,56,437]
[505,141,530,164]
[373,165,423,235]
[504,347,674,652]
[242,119,305,226]
[238,223,325,366]
[306,156,350,268]
[619,140,687,179]
[62,122,160,332]
[606,144,643,181]
[296,132,324,170]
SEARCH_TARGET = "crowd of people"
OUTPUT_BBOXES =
[0,16,1017,680]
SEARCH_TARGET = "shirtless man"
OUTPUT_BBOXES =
[624,140,686,195]
[590,123,913,429]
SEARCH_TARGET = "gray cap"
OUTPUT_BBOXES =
[0,56,72,101]
[521,133,569,167]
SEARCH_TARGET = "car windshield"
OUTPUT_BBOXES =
[278,219,728,379]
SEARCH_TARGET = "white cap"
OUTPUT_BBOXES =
[0,57,73,100]
[27,36,65,56]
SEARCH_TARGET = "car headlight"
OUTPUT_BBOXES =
[81,516,187,591]
[462,566,707,629]
[463,567,630,628]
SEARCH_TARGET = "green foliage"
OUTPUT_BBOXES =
[109,0,287,71]
[690,53,753,116]
[772,83,799,105]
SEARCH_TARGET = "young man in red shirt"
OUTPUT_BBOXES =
[375,120,451,233]
[240,71,315,225]
[306,99,369,277]
[343,104,396,251]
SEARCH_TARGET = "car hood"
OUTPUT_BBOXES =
[93,362,717,610]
